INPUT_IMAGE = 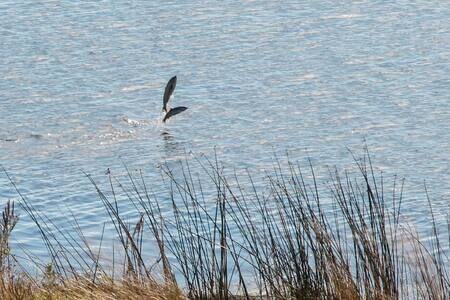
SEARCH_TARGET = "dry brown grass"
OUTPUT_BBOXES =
[0,270,182,300]
[39,277,181,300]
[1,278,182,300]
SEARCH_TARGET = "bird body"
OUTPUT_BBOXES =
[162,76,188,122]
[163,76,177,113]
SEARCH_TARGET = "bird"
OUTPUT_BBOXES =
[162,76,188,122]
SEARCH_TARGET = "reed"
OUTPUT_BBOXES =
[1,149,448,299]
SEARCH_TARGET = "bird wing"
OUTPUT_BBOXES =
[163,106,188,122]
[162,76,177,112]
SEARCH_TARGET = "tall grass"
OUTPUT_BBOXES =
[1,149,449,299]
[1,167,181,299]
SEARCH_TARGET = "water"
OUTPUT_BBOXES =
[1,1,449,263]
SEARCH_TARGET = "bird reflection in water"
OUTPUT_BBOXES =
[160,130,185,160]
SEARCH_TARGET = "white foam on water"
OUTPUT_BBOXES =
[122,117,144,127]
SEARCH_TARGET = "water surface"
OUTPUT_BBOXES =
[1,1,449,261]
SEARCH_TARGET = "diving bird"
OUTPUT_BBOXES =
[162,76,188,122]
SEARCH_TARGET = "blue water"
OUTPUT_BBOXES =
[1,1,449,264]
